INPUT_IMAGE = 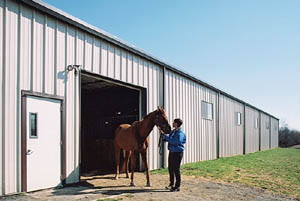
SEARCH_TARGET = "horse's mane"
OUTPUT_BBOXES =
[132,107,167,129]
[141,107,166,121]
[142,110,156,120]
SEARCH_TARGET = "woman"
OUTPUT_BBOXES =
[163,118,186,192]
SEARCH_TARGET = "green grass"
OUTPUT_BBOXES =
[152,148,300,198]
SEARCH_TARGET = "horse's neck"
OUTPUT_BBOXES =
[139,112,156,139]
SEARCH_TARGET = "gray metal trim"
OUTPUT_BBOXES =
[81,70,147,92]
[21,90,64,100]
[216,92,220,158]
[259,112,261,151]
[269,116,272,149]
[1,0,6,194]
[16,3,21,191]
[19,0,279,120]
[243,104,246,155]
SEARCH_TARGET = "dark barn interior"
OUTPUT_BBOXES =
[80,74,141,176]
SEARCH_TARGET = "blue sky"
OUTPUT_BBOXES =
[43,0,300,130]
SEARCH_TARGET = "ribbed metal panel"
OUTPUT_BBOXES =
[260,113,270,150]
[66,25,77,183]
[44,15,55,95]
[56,21,66,97]
[0,0,4,195]
[4,0,18,194]
[32,10,44,93]
[245,106,259,153]
[219,95,244,157]
[270,118,278,148]
[164,70,217,167]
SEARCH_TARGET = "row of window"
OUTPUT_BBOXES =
[201,101,276,130]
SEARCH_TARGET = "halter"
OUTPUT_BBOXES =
[154,115,169,132]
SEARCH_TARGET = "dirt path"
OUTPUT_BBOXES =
[0,173,297,201]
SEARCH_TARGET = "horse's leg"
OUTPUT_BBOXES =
[141,149,151,187]
[130,151,136,186]
[114,144,120,180]
[124,151,131,178]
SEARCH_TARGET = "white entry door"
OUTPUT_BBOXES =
[26,96,61,192]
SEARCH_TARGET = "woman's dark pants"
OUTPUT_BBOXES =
[168,152,183,188]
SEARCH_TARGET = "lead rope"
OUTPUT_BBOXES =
[158,128,164,155]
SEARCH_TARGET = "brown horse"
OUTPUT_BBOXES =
[113,106,171,187]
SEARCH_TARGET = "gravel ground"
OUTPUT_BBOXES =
[0,173,297,201]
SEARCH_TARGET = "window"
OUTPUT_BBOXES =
[235,112,242,125]
[265,121,270,130]
[201,101,213,120]
[30,113,38,138]
[254,118,258,129]
[274,125,277,131]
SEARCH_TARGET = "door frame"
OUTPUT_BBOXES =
[80,71,147,173]
[21,90,66,192]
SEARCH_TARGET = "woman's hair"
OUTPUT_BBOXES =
[174,118,183,127]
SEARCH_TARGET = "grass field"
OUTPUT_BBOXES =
[152,147,300,198]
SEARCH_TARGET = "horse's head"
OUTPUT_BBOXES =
[154,106,172,134]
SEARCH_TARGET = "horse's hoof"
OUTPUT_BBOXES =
[126,175,129,178]
[146,182,151,187]
[113,177,118,180]
[130,182,135,187]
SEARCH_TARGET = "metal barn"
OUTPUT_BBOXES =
[0,0,279,195]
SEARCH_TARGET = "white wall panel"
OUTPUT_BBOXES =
[92,38,100,74]
[44,16,55,94]
[114,47,121,80]
[84,34,93,72]
[0,0,4,195]
[164,70,217,167]
[32,11,44,93]
[271,118,278,148]
[127,53,132,83]
[76,30,84,70]
[56,21,66,97]
[143,61,148,88]
[19,5,31,91]
[219,95,244,157]
[132,56,138,85]
[120,50,127,82]
[260,113,270,150]
[66,25,77,183]
[138,59,143,86]
[100,41,107,76]
[4,0,18,194]
[107,44,114,78]
[245,106,259,153]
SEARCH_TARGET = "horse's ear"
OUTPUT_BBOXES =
[157,106,166,114]
[157,106,161,113]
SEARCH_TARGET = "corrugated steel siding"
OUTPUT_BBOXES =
[3,0,19,194]
[245,106,259,153]
[271,118,279,148]
[219,95,244,157]
[0,0,4,195]
[260,113,270,150]
[164,70,217,166]
[1,0,164,193]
